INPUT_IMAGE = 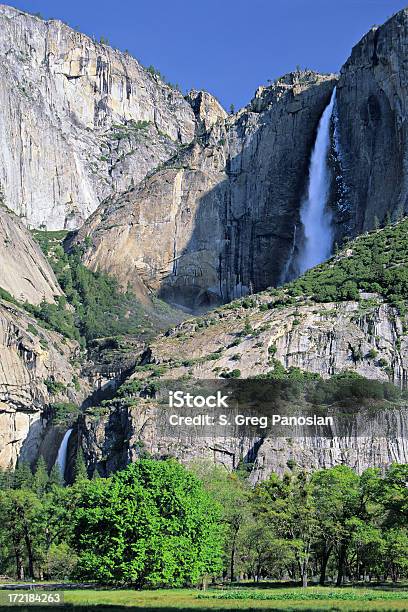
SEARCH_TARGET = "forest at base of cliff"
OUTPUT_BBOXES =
[0,458,407,588]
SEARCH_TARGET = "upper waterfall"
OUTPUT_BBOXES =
[297,88,336,274]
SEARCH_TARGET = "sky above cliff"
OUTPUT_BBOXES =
[6,0,408,109]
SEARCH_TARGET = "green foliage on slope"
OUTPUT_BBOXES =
[31,230,177,345]
[282,219,408,312]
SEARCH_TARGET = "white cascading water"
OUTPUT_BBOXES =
[55,428,73,481]
[297,88,336,274]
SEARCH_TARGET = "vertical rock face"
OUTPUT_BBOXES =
[0,300,88,469]
[0,205,88,469]
[0,206,61,304]
[0,4,195,229]
[78,401,408,481]
[335,9,408,234]
[75,72,337,310]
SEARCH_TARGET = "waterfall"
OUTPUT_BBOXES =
[55,428,72,481]
[297,88,336,274]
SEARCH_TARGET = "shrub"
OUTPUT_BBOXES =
[44,378,66,396]
[27,323,38,336]
[220,369,241,379]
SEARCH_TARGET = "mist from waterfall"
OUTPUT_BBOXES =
[297,88,336,274]
[56,428,72,482]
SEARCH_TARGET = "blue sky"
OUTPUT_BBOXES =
[5,0,408,109]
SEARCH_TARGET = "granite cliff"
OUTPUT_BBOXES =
[0,298,88,469]
[75,71,336,310]
[74,8,408,310]
[0,205,61,305]
[334,8,408,235]
[0,4,195,229]
[0,207,89,469]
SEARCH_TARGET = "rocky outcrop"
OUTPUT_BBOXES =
[129,297,408,386]
[78,399,408,482]
[75,71,337,310]
[0,4,195,229]
[76,293,408,478]
[186,90,228,135]
[0,206,61,304]
[78,399,266,479]
[252,412,408,482]
[335,8,408,234]
[0,299,88,469]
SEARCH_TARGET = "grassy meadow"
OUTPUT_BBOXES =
[52,586,408,611]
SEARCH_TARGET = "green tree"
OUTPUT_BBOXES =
[380,464,408,526]
[311,466,361,585]
[73,450,88,482]
[13,462,33,490]
[239,518,294,581]
[190,461,251,582]
[33,456,49,496]
[46,542,78,580]
[69,460,223,586]
[48,464,63,489]
[382,528,408,581]
[347,517,384,582]
[0,467,14,490]
[0,489,44,578]
[253,471,318,587]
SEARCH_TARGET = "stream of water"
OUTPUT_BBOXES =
[297,88,336,274]
[55,428,73,481]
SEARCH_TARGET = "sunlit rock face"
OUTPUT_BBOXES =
[0,4,195,229]
[74,7,408,312]
[0,207,61,305]
[0,206,88,470]
[74,72,337,311]
[0,299,88,470]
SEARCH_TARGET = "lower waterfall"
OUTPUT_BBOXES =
[297,88,336,274]
[55,428,73,482]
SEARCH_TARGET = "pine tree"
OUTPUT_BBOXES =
[0,466,14,490]
[33,456,49,496]
[13,461,33,490]
[396,206,404,222]
[92,467,101,480]
[383,211,392,227]
[48,464,63,488]
[73,451,88,482]
[243,316,253,335]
